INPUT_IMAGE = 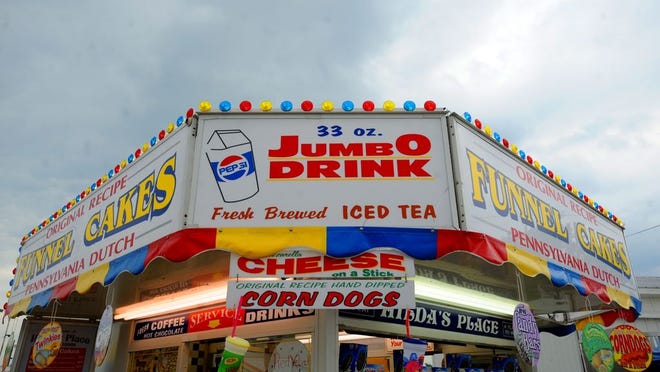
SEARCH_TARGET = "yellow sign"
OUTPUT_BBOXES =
[32,321,62,369]
[610,324,652,371]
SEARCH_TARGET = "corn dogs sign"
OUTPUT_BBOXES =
[227,249,415,309]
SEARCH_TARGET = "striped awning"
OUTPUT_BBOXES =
[9,226,642,317]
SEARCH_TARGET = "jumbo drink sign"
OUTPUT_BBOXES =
[9,126,192,307]
[190,113,456,229]
[451,118,638,300]
[227,249,416,309]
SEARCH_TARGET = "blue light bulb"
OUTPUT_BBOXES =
[342,100,355,112]
[219,101,232,112]
[403,100,416,111]
[280,100,293,112]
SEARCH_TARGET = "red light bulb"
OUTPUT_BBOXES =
[424,100,436,111]
[159,130,166,140]
[474,119,482,129]
[186,108,194,118]
[301,100,314,111]
[239,101,252,111]
[362,100,375,111]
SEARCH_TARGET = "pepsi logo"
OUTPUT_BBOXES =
[217,154,251,181]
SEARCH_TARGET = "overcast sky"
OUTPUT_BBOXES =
[1,1,658,312]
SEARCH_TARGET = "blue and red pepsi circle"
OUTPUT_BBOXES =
[213,152,255,182]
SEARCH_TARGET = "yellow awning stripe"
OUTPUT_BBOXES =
[505,244,550,278]
[76,263,110,294]
[215,227,327,258]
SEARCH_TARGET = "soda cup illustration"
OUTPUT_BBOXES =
[206,129,259,202]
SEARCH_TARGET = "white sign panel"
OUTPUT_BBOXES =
[9,127,192,304]
[452,118,637,297]
[227,279,415,310]
[190,114,456,229]
[229,249,415,278]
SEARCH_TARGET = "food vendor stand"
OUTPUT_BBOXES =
[5,99,642,371]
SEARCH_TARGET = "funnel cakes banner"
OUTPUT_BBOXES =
[451,118,638,308]
[8,127,193,311]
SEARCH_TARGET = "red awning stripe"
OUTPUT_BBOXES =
[435,229,508,264]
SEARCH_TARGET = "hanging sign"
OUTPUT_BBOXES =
[94,305,113,366]
[31,321,62,369]
[227,279,415,310]
[582,322,614,372]
[512,303,540,367]
[228,249,415,310]
[609,324,652,371]
[229,248,415,279]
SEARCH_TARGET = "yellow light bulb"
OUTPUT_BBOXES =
[321,101,334,112]
[260,101,273,111]
[198,101,212,112]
